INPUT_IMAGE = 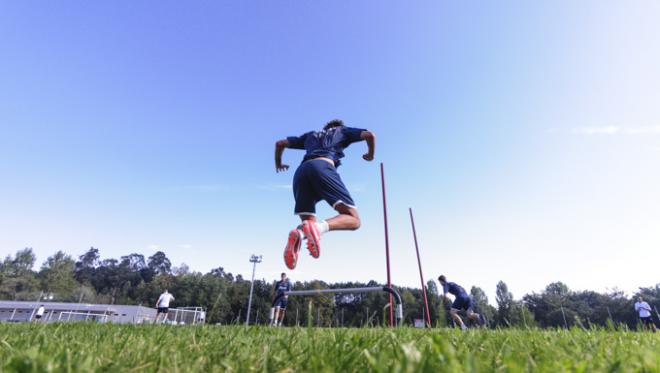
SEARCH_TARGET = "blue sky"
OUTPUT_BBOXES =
[1,1,659,303]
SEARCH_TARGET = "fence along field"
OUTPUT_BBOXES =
[0,323,658,372]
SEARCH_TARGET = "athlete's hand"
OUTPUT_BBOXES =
[362,153,374,161]
[276,164,290,172]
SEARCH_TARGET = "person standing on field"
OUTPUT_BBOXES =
[270,272,292,327]
[34,305,45,322]
[634,296,657,332]
[154,289,175,324]
[275,119,376,270]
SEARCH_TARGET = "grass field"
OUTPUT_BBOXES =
[0,324,658,372]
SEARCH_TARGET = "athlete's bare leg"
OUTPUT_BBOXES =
[299,214,316,224]
[295,201,358,258]
[466,309,480,322]
[449,308,466,329]
[325,204,361,231]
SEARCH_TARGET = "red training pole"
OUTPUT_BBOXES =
[380,162,393,327]
[409,208,431,327]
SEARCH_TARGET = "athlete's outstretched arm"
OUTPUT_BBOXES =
[275,139,290,172]
[361,131,376,161]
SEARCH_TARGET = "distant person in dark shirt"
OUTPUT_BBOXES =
[275,119,376,270]
[438,275,485,330]
[270,272,292,327]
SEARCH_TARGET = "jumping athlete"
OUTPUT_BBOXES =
[275,119,375,270]
[270,272,292,327]
[438,275,485,330]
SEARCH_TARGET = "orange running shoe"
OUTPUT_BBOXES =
[283,229,302,269]
[302,221,321,258]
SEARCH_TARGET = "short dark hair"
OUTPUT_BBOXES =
[281,272,286,276]
[324,119,344,130]
[438,275,446,283]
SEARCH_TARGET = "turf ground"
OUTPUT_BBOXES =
[0,324,658,372]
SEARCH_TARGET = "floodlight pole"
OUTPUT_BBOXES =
[380,163,394,327]
[245,254,262,326]
[409,208,431,327]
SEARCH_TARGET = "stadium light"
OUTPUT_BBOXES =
[245,254,262,326]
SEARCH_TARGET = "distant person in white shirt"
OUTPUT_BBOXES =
[34,305,45,322]
[634,297,657,333]
[154,290,175,324]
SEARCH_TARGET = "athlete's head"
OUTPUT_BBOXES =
[638,296,643,302]
[324,119,344,130]
[281,272,287,280]
[438,275,447,285]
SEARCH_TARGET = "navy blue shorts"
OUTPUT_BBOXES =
[273,296,288,309]
[292,159,355,215]
[452,296,474,311]
[640,316,655,327]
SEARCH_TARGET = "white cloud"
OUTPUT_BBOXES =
[170,183,293,193]
[572,126,620,135]
[257,183,292,191]
[347,183,368,193]
[573,125,660,136]
[624,125,660,135]
[171,184,236,192]
[147,244,161,252]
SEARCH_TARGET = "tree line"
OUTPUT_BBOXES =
[1,247,658,328]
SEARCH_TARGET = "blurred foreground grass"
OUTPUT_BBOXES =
[0,323,658,372]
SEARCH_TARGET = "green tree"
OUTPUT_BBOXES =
[495,280,514,326]
[74,247,100,285]
[148,251,172,275]
[470,286,495,326]
[0,248,39,300]
[426,280,448,327]
[525,282,574,327]
[39,251,78,301]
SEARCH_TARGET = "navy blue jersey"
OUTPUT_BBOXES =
[443,282,468,298]
[275,280,292,295]
[287,126,366,167]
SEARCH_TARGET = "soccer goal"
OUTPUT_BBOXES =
[57,311,108,323]
[165,307,206,325]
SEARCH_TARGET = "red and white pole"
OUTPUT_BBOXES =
[380,163,393,327]
[409,208,431,327]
